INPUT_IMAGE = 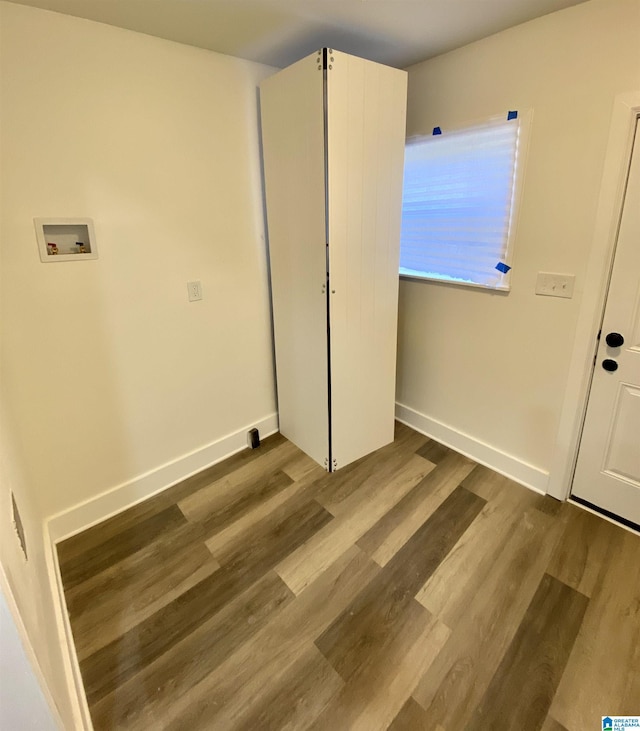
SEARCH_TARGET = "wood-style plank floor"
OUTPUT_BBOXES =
[58,423,640,730]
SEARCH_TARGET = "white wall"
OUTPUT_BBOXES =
[0,2,276,725]
[0,577,59,730]
[398,0,640,487]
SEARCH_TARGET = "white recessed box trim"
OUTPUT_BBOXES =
[34,218,97,262]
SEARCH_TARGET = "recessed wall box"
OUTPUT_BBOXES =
[34,218,97,262]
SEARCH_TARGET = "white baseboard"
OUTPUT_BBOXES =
[396,402,548,495]
[47,413,278,544]
[43,524,94,730]
[43,412,279,730]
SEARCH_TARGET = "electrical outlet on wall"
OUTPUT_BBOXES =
[535,272,575,298]
[187,280,203,302]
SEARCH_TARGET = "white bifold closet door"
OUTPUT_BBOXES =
[260,54,329,467]
[327,51,407,469]
[261,50,407,471]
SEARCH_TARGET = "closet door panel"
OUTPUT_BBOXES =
[260,53,329,466]
[327,52,408,469]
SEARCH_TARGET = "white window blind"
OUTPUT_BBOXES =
[399,117,520,290]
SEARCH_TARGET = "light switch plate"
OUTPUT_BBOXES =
[535,272,575,298]
[187,280,203,302]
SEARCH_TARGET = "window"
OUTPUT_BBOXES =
[399,114,523,290]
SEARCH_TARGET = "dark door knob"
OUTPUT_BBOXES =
[605,332,624,348]
[602,359,618,372]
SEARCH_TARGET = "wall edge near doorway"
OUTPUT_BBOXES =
[547,91,640,501]
[0,565,66,730]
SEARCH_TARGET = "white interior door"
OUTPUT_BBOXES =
[572,117,640,527]
[326,51,407,470]
[260,53,329,467]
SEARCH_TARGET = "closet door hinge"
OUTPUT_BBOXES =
[322,458,338,472]
[318,48,334,72]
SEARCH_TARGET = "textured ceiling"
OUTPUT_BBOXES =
[8,0,589,69]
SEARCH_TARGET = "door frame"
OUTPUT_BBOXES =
[548,91,640,502]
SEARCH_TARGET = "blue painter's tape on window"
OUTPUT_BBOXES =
[496,262,511,274]
[507,110,518,120]
[432,126,442,135]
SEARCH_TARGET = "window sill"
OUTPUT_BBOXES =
[399,272,510,293]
